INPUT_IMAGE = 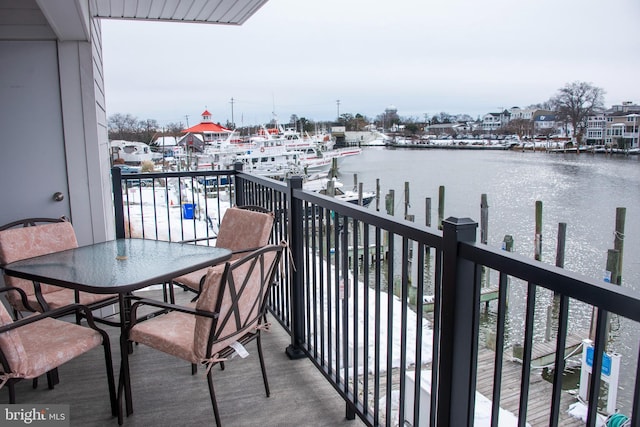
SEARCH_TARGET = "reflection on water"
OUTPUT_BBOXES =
[339,148,640,411]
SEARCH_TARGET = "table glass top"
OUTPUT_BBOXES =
[4,239,231,293]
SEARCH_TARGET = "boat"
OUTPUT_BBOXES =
[296,146,363,173]
[199,127,362,177]
[110,140,162,165]
[303,177,375,207]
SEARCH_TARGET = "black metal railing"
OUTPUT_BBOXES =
[112,166,640,427]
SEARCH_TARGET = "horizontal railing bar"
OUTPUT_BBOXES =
[460,241,640,321]
[292,187,443,249]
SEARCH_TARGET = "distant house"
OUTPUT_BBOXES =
[586,114,607,144]
[481,110,510,132]
[153,135,184,158]
[586,102,639,148]
[177,132,205,152]
[508,107,536,121]
[532,111,558,135]
[426,123,467,137]
[181,110,232,146]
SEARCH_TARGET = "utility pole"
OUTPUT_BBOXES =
[230,97,235,129]
[184,115,190,128]
[336,99,340,120]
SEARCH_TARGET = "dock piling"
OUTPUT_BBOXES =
[613,207,626,285]
[438,185,445,230]
[535,200,543,261]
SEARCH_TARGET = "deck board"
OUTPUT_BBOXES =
[0,288,363,427]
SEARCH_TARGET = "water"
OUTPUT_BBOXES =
[338,147,640,411]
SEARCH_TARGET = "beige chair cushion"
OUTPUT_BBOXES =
[131,250,276,364]
[0,222,78,300]
[173,207,274,292]
[215,208,274,258]
[0,302,102,379]
[0,222,116,312]
[129,310,198,364]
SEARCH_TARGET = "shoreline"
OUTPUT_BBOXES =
[359,141,639,154]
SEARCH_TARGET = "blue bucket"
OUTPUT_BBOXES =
[182,203,196,219]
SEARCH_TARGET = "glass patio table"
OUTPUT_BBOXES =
[3,238,232,422]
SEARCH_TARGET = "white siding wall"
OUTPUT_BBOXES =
[0,0,115,244]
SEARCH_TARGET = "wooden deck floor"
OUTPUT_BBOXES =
[0,288,364,427]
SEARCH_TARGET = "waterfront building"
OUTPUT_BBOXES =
[586,101,640,148]
[481,110,510,132]
[181,110,232,146]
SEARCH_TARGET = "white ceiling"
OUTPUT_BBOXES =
[90,0,268,25]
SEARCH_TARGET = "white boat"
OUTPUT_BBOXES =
[303,177,375,207]
[200,128,362,177]
[296,146,363,173]
[110,140,162,165]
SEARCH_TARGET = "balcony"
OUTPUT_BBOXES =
[2,166,637,426]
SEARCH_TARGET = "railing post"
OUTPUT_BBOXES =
[285,175,306,359]
[111,167,126,239]
[436,217,479,426]
[233,162,244,206]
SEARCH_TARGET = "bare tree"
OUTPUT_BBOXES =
[549,81,605,149]
[108,113,138,140]
[502,118,533,140]
[165,122,185,136]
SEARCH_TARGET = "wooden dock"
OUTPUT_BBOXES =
[476,347,584,426]
[422,286,499,313]
[511,332,586,368]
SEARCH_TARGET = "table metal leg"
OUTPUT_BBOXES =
[117,295,133,416]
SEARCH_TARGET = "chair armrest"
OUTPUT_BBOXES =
[0,288,106,335]
[127,298,219,330]
[0,286,39,313]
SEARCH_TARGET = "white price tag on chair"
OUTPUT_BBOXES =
[230,341,250,358]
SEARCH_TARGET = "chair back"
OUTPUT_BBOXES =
[215,207,274,260]
[193,244,283,360]
[0,219,78,306]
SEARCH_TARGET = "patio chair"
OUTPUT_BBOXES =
[123,243,285,426]
[0,286,117,417]
[170,206,274,297]
[0,217,119,320]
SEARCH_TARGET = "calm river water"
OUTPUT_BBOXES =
[338,147,640,411]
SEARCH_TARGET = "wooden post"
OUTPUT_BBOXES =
[604,249,620,286]
[384,190,394,260]
[385,189,395,216]
[480,194,489,288]
[591,249,620,345]
[327,178,335,197]
[613,207,626,285]
[554,222,567,296]
[425,197,432,255]
[535,200,542,261]
[404,181,410,220]
[407,214,418,289]
[438,185,445,230]
[480,194,489,245]
[545,305,553,342]
[329,158,338,179]
[502,235,513,252]
[353,173,358,192]
[502,235,513,308]
[358,182,363,206]
[375,178,380,211]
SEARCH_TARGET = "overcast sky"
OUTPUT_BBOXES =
[102,0,640,127]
